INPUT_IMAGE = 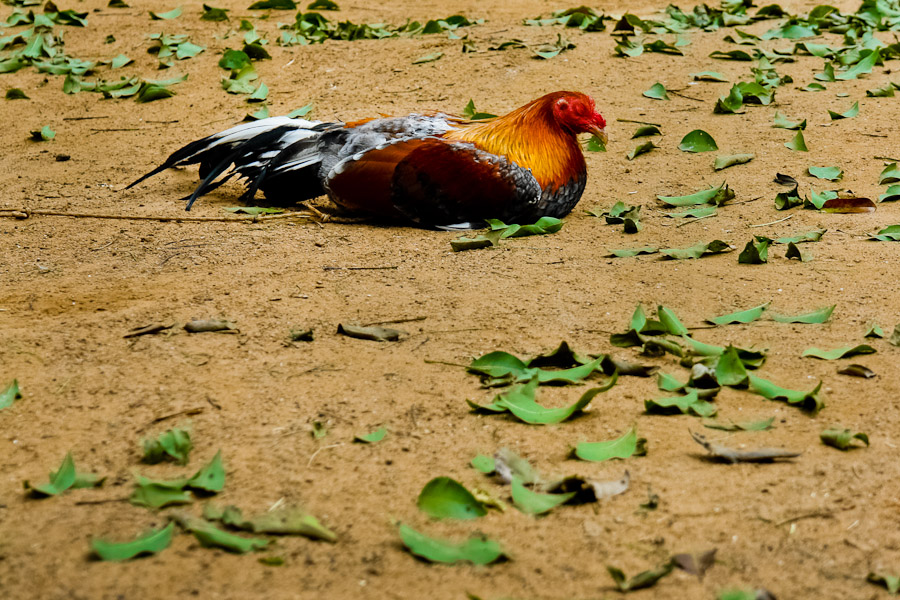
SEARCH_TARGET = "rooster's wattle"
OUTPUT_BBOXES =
[128,91,607,228]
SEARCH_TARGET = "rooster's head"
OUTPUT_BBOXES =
[550,92,607,145]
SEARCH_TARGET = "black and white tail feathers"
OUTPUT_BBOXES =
[126,117,337,210]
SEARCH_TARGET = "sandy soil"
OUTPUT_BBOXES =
[2,0,900,598]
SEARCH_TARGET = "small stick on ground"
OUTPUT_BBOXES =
[307,443,343,468]
[363,316,427,326]
[774,511,833,527]
[0,208,317,223]
[616,118,662,126]
[677,213,716,228]
[749,215,793,228]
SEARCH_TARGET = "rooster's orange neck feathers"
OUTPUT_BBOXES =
[443,93,587,192]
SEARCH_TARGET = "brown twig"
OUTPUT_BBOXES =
[0,208,316,223]
[363,316,427,326]
[774,511,833,527]
[676,213,716,227]
[749,215,793,228]
[616,118,662,126]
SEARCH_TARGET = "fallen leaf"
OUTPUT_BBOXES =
[493,448,541,485]
[714,153,754,170]
[0,379,21,410]
[658,183,734,207]
[679,129,718,152]
[174,514,268,553]
[837,364,875,378]
[511,476,574,515]
[748,374,823,412]
[494,375,617,424]
[398,523,505,565]
[142,428,192,465]
[607,561,675,592]
[827,101,859,120]
[337,324,403,341]
[808,166,843,181]
[708,303,769,325]
[672,548,717,579]
[470,454,494,473]
[607,246,659,257]
[738,239,770,264]
[25,452,77,497]
[802,345,876,360]
[771,305,834,323]
[627,140,657,160]
[785,130,808,151]
[573,425,647,462]
[864,322,885,338]
[129,476,192,508]
[645,390,717,417]
[417,477,487,520]
[785,242,811,261]
[660,240,733,260]
[184,319,237,333]
[354,427,387,443]
[774,229,825,244]
[412,52,443,64]
[867,572,900,594]
[822,196,875,213]
[91,522,176,561]
[643,82,669,100]
[187,450,225,492]
[691,431,801,463]
[773,111,806,130]
[821,427,869,450]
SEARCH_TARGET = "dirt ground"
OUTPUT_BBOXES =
[2,0,900,598]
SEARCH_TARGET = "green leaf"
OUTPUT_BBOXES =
[714,84,744,114]
[800,82,826,92]
[785,130,808,151]
[828,101,859,120]
[574,426,647,462]
[91,522,176,561]
[30,125,55,141]
[867,572,900,594]
[665,206,717,219]
[801,345,876,360]
[679,129,718,153]
[109,54,133,69]
[715,346,749,387]
[149,6,182,19]
[287,102,313,118]
[177,515,268,553]
[0,380,21,409]
[820,427,869,450]
[710,49,753,60]
[708,302,769,325]
[657,306,689,336]
[143,428,192,465]
[587,135,606,152]
[248,82,268,102]
[26,452,76,497]
[879,185,900,202]
[471,454,494,473]
[879,163,900,185]
[631,125,661,138]
[643,82,668,100]
[607,562,675,592]
[626,140,657,160]
[249,0,296,7]
[222,206,283,215]
[785,242,810,261]
[412,52,443,64]
[511,477,574,515]
[748,374,823,412]
[130,476,192,508]
[607,246,659,258]
[308,0,339,9]
[175,41,204,60]
[660,240,733,260]
[201,4,229,20]
[808,166,842,181]
[717,589,765,600]
[187,450,226,492]
[836,49,879,80]
[398,523,505,564]
[495,375,617,424]
[738,238,770,264]
[771,305,834,323]
[417,477,487,520]
[703,417,774,431]
[691,71,728,82]
[714,154,754,171]
[644,390,717,417]
[866,83,895,97]
[136,84,177,103]
[354,427,387,443]
[773,229,826,244]
[773,111,806,130]
[5,88,29,100]
[657,182,733,207]
[219,49,251,70]
[462,99,497,120]
[864,322,885,338]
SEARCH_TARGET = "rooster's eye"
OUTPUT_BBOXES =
[556,98,569,111]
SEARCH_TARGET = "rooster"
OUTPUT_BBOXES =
[128,91,607,229]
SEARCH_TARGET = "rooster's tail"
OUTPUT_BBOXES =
[126,117,336,210]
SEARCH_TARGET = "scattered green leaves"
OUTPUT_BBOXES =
[142,428,192,465]
[398,523,505,565]
[821,427,869,450]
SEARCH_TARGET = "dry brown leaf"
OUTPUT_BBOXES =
[821,197,875,213]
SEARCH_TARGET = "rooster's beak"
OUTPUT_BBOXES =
[589,126,608,146]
